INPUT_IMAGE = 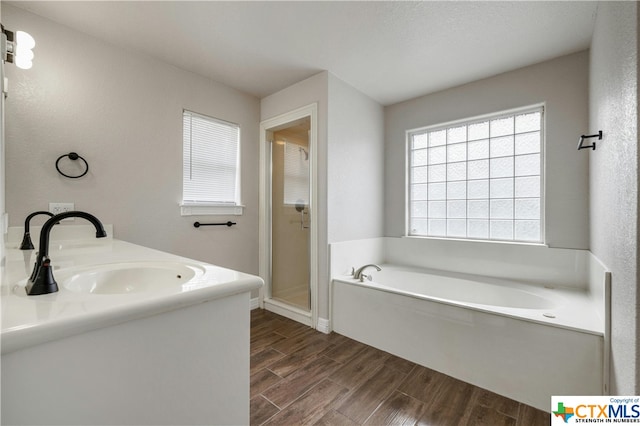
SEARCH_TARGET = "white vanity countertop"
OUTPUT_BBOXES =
[1,226,263,354]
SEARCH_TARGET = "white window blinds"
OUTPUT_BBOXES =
[182,110,240,206]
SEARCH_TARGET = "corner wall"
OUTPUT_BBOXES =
[3,5,261,275]
[261,72,331,321]
[261,71,384,324]
[385,51,590,250]
[327,73,385,243]
[589,1,639,394]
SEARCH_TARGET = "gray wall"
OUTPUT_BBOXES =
[385,51,590,250]
[589,1,639,394]
[4,5,261,275]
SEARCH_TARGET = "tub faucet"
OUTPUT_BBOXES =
[26,211,107,296]
[19,211,55,250]
[353,264,382,282]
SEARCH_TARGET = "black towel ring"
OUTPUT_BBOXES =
[55,152,89,179]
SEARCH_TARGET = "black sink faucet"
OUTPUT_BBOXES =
[19,211,55,250]
[26,211,107,296]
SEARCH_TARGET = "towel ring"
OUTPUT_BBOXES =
[55,152,89,179]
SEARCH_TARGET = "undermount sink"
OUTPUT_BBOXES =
[51,241,106,250]
[60,261,204,294]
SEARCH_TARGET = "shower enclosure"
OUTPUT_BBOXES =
[271,122,310,310]
[259,104,318,326]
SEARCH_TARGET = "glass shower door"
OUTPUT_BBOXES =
[270,125,310,311]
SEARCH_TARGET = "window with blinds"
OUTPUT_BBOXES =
[407,105,544,243]
[181,110,242,215]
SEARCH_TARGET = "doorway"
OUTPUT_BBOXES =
[259,104,318,327]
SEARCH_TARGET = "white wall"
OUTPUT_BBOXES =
[327,73,385,243]
[3,6,261,275]
[589,1,639,394]
[385,51,590,250]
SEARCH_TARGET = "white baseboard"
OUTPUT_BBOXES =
[316,317,331,334]
[250,297,260,310]
[252,297,329,334]
[263,298,312,326]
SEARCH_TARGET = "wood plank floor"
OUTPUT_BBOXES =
[250,309,550,426]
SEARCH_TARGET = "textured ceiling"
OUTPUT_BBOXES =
[8,1,598,105]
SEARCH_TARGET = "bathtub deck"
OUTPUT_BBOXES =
[250,309,549,425]
[340,263,604,336]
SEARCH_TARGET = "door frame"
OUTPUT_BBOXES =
[259,103,318,328]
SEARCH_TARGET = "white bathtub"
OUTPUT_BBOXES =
[332,263,605,411]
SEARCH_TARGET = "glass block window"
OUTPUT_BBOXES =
[408,106,543,243]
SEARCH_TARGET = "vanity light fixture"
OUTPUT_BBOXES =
[1,24,35,69]
[14,30,35,69]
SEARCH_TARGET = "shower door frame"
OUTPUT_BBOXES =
[259,103,318,328]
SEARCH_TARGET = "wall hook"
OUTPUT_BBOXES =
[578,131,602,151]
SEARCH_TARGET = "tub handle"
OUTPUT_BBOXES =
[360,274,373,282]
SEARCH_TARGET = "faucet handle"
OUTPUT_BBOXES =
[350,267,355,276]
[359,274,373,282]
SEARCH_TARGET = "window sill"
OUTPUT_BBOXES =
[180,203,244,216]
[403,235,548,247]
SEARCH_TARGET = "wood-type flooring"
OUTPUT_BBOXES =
[250,309,550,425]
